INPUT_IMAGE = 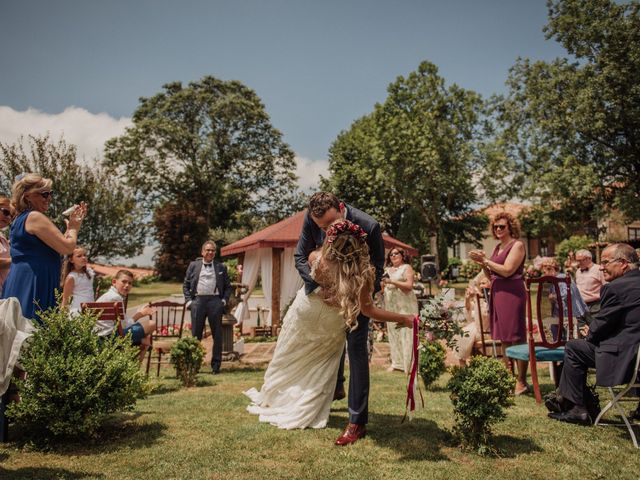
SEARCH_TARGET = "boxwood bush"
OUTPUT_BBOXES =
[418,341,447,389]
[447,356,514,455]
[170,336,205,387]
[7,304,149,439]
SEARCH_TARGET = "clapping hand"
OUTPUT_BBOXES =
[66,202,88,229]
[468,249,486,265]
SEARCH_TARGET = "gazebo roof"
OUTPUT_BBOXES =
[220,210,419,257]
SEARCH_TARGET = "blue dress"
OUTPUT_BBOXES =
[1,210,62,324]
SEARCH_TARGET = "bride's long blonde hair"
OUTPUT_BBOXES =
[319,220,375,331]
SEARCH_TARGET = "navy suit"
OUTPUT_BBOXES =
[183,258,232,371]
[559,268,640,406]
[294,205,385,425]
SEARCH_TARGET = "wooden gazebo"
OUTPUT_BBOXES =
[220,210,418,333]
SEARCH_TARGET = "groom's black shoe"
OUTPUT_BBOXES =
[335,423,366,446]
[333,385,346,401]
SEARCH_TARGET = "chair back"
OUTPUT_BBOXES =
[474,292,490,356]
[81,301,126,336]
[525,274,575,350]
[147,300,185,339]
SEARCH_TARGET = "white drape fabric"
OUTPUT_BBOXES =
[280,248,304,315]
[0,298,36,396]
[260,250,273,325]
[234,249,261,323]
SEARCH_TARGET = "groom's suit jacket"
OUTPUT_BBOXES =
[294,204,385,296]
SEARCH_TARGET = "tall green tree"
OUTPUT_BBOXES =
[326,61,486,264]
[491,0,640,239]
[0,135,147,260]
[104,76,304,232]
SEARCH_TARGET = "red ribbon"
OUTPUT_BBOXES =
[403,315,424,422]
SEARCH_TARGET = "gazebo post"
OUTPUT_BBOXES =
[271,248,283,335]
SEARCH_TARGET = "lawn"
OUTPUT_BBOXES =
[126,281,183,307]
[1,365,637,480]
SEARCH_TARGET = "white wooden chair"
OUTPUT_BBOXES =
[594,344,640,448]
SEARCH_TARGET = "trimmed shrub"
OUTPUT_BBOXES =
[459,260,482,280]
[557,235,592,268]
[418,341,447,389]
[7,304,149,439]
[447,356,514,455]
[170,337,205,387]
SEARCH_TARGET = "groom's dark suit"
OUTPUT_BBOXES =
[294,204,385,425]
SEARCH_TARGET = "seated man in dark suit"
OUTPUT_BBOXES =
[547,243,640,425]
[183,241,232,374]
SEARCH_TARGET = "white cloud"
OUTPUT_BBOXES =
[295,155,329,193]
[0,105,132,163]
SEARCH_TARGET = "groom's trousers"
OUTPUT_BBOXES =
[335,312,370,425]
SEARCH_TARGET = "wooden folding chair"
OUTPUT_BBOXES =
[81,301,125,337]
[144,300,186,376]
[506,275,574,403]
[594,344,640,448]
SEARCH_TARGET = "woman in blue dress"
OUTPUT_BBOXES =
[2,173,87,324]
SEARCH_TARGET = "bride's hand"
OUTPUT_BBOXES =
[399,315,414,328]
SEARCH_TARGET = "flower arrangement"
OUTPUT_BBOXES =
[419,293,467,350]
[158,324,184,336]
[325,220,368,244]
[524,258,543,279]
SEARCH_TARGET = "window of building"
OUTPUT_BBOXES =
[628,227,640,241]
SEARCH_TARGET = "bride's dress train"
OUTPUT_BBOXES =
[244,287,346,429]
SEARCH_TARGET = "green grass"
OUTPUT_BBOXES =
[126,281,183,307]
[1,366,637,480]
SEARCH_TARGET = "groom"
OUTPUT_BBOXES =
[294,192,385,446]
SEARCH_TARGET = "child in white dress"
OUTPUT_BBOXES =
[61,246,95,313]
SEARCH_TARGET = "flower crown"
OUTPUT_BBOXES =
[326,220,368,244]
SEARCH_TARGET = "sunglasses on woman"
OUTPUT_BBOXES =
[493,224,507,231]
[0,208,12,218]
[38,191,53,199]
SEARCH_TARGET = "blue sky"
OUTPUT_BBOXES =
[0,0,565,164]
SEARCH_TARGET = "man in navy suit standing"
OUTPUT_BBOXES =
[183,240,232,374]
[294,192,385,445]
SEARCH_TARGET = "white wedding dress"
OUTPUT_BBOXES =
[244,282,346,429]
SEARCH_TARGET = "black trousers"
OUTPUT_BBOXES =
[191,295,224,370]
[558,339,596,406]
[335,312,370,425]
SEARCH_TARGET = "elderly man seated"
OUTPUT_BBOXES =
[546,243,640,425]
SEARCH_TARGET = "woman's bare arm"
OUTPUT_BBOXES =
[25,211,78,255]
[61,275,75,307]
[359,287,413,327]
[484,241,525,278]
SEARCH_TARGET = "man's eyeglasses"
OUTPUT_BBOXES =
[0,208,12,218]
[600,258,625,267]
[38,191,53,199]
[493,224,507,231]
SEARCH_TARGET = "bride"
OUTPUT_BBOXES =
[244,219,414,429]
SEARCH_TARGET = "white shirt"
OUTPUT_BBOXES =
[196,262,217,296]
[68,268,95,312]
[94,286,133,336]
